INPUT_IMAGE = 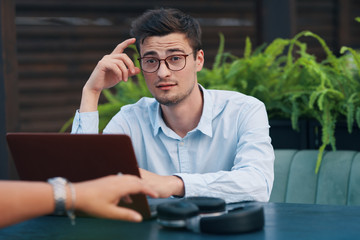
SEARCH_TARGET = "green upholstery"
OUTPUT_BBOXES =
[270,150,360,205]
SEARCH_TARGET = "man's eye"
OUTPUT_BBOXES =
[169,56,183,62]
[145,58,157,64]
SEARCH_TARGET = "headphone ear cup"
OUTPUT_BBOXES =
[199,205,264,234]
[156,201,199,228]
[184,197,226,213]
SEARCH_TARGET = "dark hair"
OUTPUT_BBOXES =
[130,8,202,57]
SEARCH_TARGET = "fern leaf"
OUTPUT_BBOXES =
[347,102,355,133]
[303,31,338,71]
[340,46,360,76]
[315,144,326,173]
[213,33,225,70]
[318,92,326,111]
[264,38,290,63]
[244,37,252,59]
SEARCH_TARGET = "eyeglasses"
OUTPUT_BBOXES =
[138,53,193,73]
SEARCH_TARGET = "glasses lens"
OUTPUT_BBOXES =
[141,57,159,73]
[165,55,186,71]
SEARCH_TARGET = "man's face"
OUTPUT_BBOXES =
[139,33,204,106]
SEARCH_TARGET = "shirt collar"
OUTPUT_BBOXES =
[150,84,213,138]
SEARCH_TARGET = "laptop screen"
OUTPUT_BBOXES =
[6,132,152,219]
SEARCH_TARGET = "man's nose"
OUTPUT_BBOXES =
[157,60,171,78]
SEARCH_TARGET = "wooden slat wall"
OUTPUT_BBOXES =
[349,0,360,47]
[295,0,360,59]
[296,0,338,59]
[14,0,258,132]
[12,0,360,133]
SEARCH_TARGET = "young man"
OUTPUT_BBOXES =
[72,8,274,203]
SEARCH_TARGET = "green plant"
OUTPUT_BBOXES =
[282,32,360,172]
[198,32,360,172]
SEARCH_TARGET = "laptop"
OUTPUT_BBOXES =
[6,132,155,219]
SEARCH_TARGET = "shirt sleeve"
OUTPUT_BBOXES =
[71,110,99,133]
[175,102,274,203]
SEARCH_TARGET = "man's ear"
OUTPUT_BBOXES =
[196,50,204,72]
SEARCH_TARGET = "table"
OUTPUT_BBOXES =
[1,202,359,240]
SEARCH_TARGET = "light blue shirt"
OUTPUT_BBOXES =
[72,85,274,203]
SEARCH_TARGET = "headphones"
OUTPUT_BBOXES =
[156,197,264,234]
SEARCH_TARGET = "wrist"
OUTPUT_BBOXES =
[171,175,185,197]
[79,85,101,112]
[48,177,76,225]
[48,177,67,215]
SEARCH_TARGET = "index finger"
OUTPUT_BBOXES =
[111,38,136,54]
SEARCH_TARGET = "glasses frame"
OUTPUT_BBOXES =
[138,53,193,73]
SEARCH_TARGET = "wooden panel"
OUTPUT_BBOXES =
[1,0,20,179]
[295,0,360,59]
[349,0,360,47]
[295,0,338,60]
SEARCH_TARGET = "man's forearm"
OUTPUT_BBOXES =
[176,168,272,203]
[79,85,101,113]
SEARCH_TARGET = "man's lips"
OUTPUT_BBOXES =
[156,83,177,90]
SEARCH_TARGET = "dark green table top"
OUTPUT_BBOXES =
[1,202,359,240]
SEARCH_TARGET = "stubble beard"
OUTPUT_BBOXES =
[154,81,196,106]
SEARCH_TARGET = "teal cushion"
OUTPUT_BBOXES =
[316,151,357,205]
[271,150,360,205]
[285,150,319,204]
[269,150,297,202]
[348,152,360,205]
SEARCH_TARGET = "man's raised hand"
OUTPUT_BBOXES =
[79,38,141,112]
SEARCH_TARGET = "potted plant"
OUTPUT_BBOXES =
[198,31,360,173]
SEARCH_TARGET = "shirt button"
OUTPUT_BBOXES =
[180,141,185,146]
